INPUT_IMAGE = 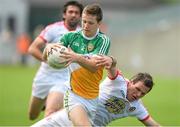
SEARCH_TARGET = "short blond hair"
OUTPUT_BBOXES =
[83,4,103,22]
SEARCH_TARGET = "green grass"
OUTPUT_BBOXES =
[0,65,180,126]
[0,65,43,126]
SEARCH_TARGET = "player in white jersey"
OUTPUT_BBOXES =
[93,55,160,126]
[28,1,83,120]
[31,55,160,127]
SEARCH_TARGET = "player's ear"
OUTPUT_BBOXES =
[98,21,102,26]
[63,13,66,20]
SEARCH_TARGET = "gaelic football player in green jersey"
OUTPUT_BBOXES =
[44,4,111,126]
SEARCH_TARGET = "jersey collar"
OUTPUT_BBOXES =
[81,29,99,40]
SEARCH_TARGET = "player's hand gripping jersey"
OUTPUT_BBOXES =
[93,71,149,126]
[60,30,110,99]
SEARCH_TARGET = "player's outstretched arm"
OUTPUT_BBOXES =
[141,116,160,126]
[28,37,46,61]
[95,55,118,78]
[107,56,118,78]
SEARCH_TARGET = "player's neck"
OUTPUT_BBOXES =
[82,28,99,40]
[64,21,77,31]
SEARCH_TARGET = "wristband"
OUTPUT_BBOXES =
[109,56,117,67]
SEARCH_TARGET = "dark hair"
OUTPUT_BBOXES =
[130,73,154,92]
[63,1,83,15]
[83,4,103,22]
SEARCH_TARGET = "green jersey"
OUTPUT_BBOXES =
[60,30,110,55]
[59,30,111,99]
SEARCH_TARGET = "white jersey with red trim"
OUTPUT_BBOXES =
[93,71,149,126]
[32,21,81,99]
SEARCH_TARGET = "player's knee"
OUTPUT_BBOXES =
[73,120,92,126]
[45,108,58,117]
[29,114,38,120]
[29,111,38,120]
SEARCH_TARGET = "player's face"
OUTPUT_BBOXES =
[82,13,101,37]
[127,81,150,101]
[63,5,81,28]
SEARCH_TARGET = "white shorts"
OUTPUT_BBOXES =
[49,81,69,93]
[64,89,98,123]
[32,69,69,99]
[32,84,52,99]
[31,109,72,127]
[32,83,68,99]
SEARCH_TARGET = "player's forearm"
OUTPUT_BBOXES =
[107,56,118,78]
[28,38,46,61]
[107,66,118,78]
[142,117,160,126]
[143,121,160,127]
[76,55,98,73]
[28,46,44,61]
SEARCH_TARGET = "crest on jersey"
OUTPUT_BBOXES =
[128,107,136,112]
[87,43,94,52]
[104,96,125,114]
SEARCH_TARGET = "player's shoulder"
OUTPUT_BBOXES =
[48,21,64,27]
[97,31,110,41]
[131,99,146,110]
[61,31,80,41]
[64,30,80,37]
[44,21,64,30]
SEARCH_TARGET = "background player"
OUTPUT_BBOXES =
[28,1,83,120]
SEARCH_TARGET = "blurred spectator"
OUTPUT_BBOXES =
[16,33,31,65]
[0,29,16,64]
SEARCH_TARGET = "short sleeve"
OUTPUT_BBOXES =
[59,33,70,47]
[134,101,149,120]
[94,35,110,55]
[39,25,55,43]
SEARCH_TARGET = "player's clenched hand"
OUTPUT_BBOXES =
[94,55,113,69]
[59,47,80,67]
[43,43,64,62]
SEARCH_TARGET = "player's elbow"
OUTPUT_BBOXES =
[28,45,34,55]
[28,108,40,120]
[29,113,38,120]
[29,116,36,121]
